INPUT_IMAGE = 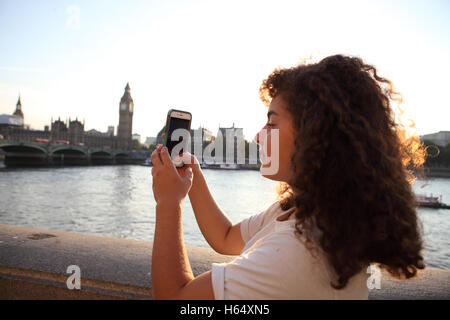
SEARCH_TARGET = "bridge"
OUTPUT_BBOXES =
[0,141,143,167]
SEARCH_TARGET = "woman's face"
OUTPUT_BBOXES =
[254,94,297,182]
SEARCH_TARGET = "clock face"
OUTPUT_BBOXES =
[121,103,127,111]
[129,104,134,113]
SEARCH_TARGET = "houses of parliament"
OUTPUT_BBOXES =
[0,83,135,150]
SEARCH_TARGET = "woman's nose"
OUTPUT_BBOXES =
[254,127,269,145]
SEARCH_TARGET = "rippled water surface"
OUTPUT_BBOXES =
[0,165,449,269]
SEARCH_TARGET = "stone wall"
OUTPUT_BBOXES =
[0,224,449,300]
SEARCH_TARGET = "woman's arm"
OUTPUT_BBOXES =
[151,146,215,299]
[152,201,215,299]
[187,159,245,255]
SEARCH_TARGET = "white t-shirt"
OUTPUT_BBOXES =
[211,201,369,300]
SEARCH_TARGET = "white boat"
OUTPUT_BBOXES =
[140,158,153,167]
[415,193,450,209]
[200,161,240,170]
[219,163,239,170]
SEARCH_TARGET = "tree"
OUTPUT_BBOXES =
[132,139,142,151]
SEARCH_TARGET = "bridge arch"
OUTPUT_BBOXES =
[0,143,48,167]
[0,143,48,156]
[114,151,132,164]
[51,146,88,166]
[90,150,114,165]
[51,145,87,155]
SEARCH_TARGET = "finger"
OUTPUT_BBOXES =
[173,153,187,166]
[176,164,189,174]
[176,152,197,165]
[151,148,163,169]
[160,147,178,174]
[159,146,173,166]
[183,167,193,179]
[177,152,191,165]
[182,167,193,185]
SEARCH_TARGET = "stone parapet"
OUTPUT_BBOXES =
[0,224,448,300]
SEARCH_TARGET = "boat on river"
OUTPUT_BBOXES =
[200,161,240,170]
[415,193,450,209]
[140,158,153,167]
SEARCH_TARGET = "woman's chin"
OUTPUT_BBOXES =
[259,162,283,181]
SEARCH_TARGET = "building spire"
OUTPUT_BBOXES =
[121,82,133,104]
[16,95,22,110]
[13,94,24,120]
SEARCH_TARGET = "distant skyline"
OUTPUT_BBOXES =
[1,0,449,142]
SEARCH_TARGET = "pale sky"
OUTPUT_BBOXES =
[0,0,449,142]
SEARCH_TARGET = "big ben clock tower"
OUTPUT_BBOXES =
[117,82,134,150]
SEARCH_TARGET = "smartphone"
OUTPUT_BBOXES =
[163,109,192,167]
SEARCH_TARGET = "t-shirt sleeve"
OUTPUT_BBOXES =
[239,201,279,243]
[211,232,316,300]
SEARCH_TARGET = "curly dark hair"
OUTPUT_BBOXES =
[259,54,426,289]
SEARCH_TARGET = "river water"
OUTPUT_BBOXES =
[0,165,449,270]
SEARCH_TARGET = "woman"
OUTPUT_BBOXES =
[150,54,426,299]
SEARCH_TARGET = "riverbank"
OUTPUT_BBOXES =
[1,224,448,299]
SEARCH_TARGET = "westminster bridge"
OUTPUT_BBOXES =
[0,141,146,167]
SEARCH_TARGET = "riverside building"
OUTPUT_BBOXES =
[0,84,135,150]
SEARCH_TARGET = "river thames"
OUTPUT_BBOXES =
[0,165,449,270]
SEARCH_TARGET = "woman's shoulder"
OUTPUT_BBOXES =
[264,200,283,213]
[253,221,321,263]
[262,200,295,222]
[246,201,283,227]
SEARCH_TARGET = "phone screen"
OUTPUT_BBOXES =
[165,117,191,157]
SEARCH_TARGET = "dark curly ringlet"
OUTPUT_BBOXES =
[260,54,426,289]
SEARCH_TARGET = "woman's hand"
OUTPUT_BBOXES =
[173,151,201,174]
[151,145,193,206]
[160,133,201,174]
